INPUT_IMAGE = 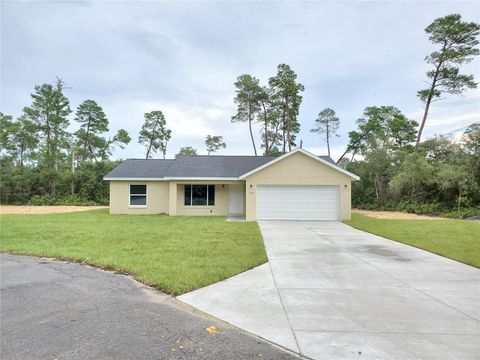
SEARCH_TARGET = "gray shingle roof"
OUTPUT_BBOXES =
[104,153,341,179]
[104,156,276,179]
[319,155,336,165]
[167,155,276,177]
[105,159,175,178]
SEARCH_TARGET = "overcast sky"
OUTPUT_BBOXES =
[1,0,479,160]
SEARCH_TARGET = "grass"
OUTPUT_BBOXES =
[345,213,480,268]
[0,209,267,295]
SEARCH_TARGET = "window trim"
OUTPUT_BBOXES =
[129,184,147,208]
[184,184,215,207]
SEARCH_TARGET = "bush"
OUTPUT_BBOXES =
[28,194,97,206]
[354,200,480,219]
[441,207,480,219]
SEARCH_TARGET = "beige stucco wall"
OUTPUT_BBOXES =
[109,181,169,214]
[109,180,243,216]
[168,180,243,216]
[245,151,352,221]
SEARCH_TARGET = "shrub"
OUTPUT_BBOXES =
[28,194,97,206]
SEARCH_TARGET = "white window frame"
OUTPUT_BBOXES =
[129,184,147,208]
[184,184,215,207]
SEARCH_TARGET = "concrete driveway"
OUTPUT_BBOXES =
[0,253,297,360]
[179,221,480,359]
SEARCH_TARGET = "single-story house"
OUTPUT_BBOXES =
[103,148,359,221]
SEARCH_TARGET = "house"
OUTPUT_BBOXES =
[103,148,359,221]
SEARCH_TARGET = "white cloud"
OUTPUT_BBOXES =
[1,1,479,160]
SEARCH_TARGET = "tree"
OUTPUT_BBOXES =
[463,122,480,156]
[74,100,109,163]
[436,163,470,211]
[337,106,418,204]
[0,113,38,166]
[232,74,262,156]
[138,111,172,159]
[74,100,130,165]
[416,14,480,148]
[0,113,14,154]
[268,64,304,153]
[23,78,72,196]
[205,135,226,155]
[462,123,480,203]
[175,146,198,158]
[337,106,417,164]
[8,116,38,167]
[389,153,435,201]
[257,85,282,156]
[418,135,463,165]
[310,108,340,157]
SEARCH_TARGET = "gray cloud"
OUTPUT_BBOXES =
[1,1,479,160]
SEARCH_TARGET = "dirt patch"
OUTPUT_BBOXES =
[353,209,447,220]
[0,206,108,214]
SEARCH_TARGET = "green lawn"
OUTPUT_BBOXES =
[0,209,267,295]
[345,214,480,268]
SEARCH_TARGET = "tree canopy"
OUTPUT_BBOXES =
[310,108,340,157]
[205,135,226,155]
[138,111,171,159]
[416,14,480,147]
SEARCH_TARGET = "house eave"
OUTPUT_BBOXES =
[104,177,241,181]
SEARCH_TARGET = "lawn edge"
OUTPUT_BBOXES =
[0,250,268,296]
[343,215,479,269]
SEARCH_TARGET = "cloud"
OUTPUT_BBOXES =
[1,1,479,160]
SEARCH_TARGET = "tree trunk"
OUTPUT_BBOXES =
[281,100,287,153]
[52,133,58,198]
[145,138,153,159]
[326,122,331,157]
[286,94,292,152]
[71,149,75,196]
[163,139,168,159]
[19,147,24,168]
[415,62,442,149]
[326,132,331,157]
[45,116,54,196]
[458,187,462,212]
[83,118,91,163]
[261,102,269,155]
[248,111,257,156]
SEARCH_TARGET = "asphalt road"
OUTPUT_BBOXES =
[0,253,298,360]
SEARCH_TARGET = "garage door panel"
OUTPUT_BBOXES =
[256,185,339,220]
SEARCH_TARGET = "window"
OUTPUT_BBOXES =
[184,185,215,206]
[130,184,147,206]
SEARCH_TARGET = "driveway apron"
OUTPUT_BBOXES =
[178,221,480,359]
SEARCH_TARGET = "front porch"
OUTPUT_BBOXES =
[168,181,246,217]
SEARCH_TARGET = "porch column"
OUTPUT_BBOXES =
[168,182,177,216]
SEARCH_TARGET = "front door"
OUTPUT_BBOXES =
[228,184,244,215]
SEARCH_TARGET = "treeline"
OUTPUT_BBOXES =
[342,14,480,217]
[341,108,480,217]
[0,77,230,205]
[0,78,130,205]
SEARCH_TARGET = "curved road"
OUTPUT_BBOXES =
[0,253,297,360]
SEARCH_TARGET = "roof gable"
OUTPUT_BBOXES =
[239,148,360,180]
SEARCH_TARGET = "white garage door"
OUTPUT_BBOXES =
[256,185,339,220]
